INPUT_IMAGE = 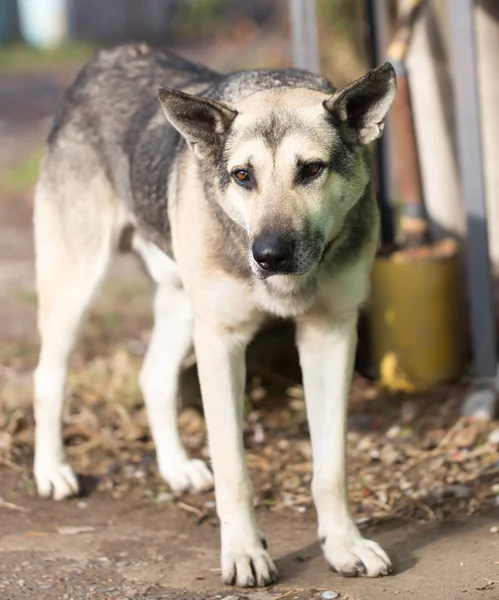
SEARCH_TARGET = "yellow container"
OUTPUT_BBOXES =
[369,252,466,391]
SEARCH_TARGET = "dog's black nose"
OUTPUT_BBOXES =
[252,233,294,272]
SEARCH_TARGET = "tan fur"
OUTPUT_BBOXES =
[33,57,396,587]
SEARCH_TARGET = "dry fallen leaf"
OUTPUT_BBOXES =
[56,526,97,535]
[0,498,28,512]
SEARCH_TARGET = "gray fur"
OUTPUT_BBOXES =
[324,62,397,145]
[33,44,397,585]
[45,43,382,273]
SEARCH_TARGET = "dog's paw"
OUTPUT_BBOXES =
[34,461,79,500]
[221,538,278,587]
[161,459,214,495]
[323,536,392,578]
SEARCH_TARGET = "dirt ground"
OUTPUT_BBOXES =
[1,40,499,600]
[1,469,499,600]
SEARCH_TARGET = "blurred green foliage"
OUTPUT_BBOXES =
[317,0,360,38]
[0,42,94,74]
[0,149,42,193]
[172,0,230,40]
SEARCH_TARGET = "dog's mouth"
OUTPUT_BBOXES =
[251,265,309,280]
[319,239,334,262]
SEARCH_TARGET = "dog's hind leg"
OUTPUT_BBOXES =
[133,235,214,494]
[33,170,118,500]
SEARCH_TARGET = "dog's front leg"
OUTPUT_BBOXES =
[194,320,278,588]
[296,310,392,578]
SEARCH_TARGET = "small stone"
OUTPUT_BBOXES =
[490,526,499,534]
[77,501,88,509]
[221,596,240,600]
[204,500,216,509]
[37,585,53,590]
[296,506,306,514]
[461,388,496,420]
[156,492,173,503]
[116,560,132,567]
[322,592,340,600]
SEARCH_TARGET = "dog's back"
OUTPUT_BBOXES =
[41,45,219,241]
[48,44,219,152]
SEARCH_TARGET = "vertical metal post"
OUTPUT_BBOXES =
[289,0,320,73]
[366,0,395,245]
[448,1,497,417]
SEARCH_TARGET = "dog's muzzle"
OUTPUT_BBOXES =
[251,232,295,275]
[250,229,327,279]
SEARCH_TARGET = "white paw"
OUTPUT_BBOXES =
[34,460,79,501]
[160,459,214,495]
[323,535,392,578]
[221,535,278,587]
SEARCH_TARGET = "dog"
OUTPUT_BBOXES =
[33,43,396,587]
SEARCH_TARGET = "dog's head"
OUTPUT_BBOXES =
[158,63,396,279]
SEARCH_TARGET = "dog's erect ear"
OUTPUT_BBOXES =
[323,62,397,145]
[158,87,238,160]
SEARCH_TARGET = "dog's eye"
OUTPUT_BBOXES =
[232,169,251,186]
[300,162,324,181]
